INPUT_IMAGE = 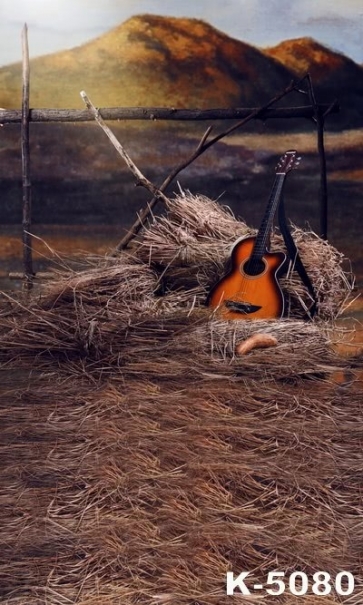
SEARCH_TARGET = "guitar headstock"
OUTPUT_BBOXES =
[275,149,301,174]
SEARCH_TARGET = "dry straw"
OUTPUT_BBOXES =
[0,193,362,604]
[136,192,354,320]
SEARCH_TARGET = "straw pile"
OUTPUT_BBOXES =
[135,192,353,320]
[0,193,362,605]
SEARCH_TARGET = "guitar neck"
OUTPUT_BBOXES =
[252,173,286,259]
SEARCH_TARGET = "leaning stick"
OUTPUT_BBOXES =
[82,76,308,253]
[80,91,171,207]
[114,76,308,251]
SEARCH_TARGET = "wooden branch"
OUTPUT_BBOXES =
[80,91,171,206]
[21,23,33,288]
[306,74,329,240]
[0,103,339,124]
[316,116,328,241]
[115,76,307,251]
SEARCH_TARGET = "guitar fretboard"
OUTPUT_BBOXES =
[250,173,286,262]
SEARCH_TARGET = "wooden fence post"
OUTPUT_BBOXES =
[21,23,33,289]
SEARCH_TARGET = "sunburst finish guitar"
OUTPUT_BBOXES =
[207,150,301,320]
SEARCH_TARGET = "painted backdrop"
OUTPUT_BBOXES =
[0,0,362,284]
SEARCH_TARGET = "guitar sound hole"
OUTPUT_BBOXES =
[243,258,266,276]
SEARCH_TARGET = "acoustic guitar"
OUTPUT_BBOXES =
[207,149,301,320]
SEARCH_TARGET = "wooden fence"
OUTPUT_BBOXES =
[0,25,339,287]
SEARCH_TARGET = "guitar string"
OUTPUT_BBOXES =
[239,175,285,296]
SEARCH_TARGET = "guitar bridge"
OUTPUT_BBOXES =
[225,300,262,314]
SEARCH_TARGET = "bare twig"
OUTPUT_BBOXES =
[80,91,171,206]
[115,76,308,251]
[21,23,33,289]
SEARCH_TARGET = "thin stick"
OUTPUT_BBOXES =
[110,124,210,253]
[306,74,329,240]
[115,77,305,251]
[21,23,33,288]
[80,91,171,206]
[316,115,328,240]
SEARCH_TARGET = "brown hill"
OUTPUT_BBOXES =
[264,37,363,128]
[0,14,294,110]
[264,37,353,80]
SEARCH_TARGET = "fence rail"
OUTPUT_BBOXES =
[0,103,339,124]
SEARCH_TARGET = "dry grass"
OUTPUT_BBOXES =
[136,192,354,321]
[0,193,362,604]
[1,355,362,604]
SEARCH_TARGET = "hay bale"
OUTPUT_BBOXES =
[0,192,362,604]
[135,193,353,320]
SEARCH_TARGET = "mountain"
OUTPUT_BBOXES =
[0,14,295,110]
[264,37,363,128]
[0,17,363,129]
[264,37,362,82]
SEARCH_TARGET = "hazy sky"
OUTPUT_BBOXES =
[1,0,362,67]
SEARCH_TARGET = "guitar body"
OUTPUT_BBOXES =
[208,236,287,320]
[207,150,300,320]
